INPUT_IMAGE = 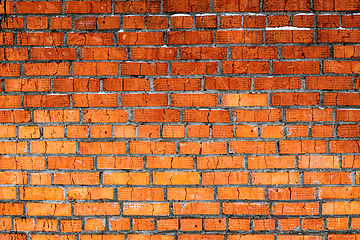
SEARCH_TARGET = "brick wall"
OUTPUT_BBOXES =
[1,0,360,239]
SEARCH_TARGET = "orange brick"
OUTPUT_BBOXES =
[61,220,81,232]
[97,156,142,170]
[123,203,169,216]
[103,172,149,185]
[118,188,163,201]
[181,219,202,231]
[157,219,179,231]
[174,202,220,215]
[147,157,193,169]
[14,219,35,231]
[68,188,113,200]
[36,219,57,232]
[167,188,213,200]
[261,125,283,138]
[109,218,130,230]
[133,218,154,231]
[85,219,105,231]
[236,125,258,138]
[153,172,199,185]
[30,173,51,185]
[74,203,120,216]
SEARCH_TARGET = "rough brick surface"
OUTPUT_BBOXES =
[0,0,359,238]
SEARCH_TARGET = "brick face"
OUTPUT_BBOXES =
[0,1,358,239]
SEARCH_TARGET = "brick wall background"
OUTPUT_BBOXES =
[1,0,360,239]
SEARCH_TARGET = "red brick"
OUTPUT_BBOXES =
[68,33,113,46]
[65,1,111,13]
[18,33,63,46]
[263,0,310,11]
[282,46,329,59]
[103,78,150,91]
[220,15,242,28]
[168,31,213,45]
[216,30,263,44]
[233,46,278,59]
[255,77,301,90]
[23,62,69,76]
[132,47,176,60]
[171,16,193,29]
[115,1,161,13]
[123,16,145,29]
[164,0,210,12]
[243,15,266,28]
[118,32,164,45]
[318,30,360,43]
[122,62,167,75]
[222,94,268,106]
[268,15,290,27]
[17,1,62,13]
[317,15,339,27]
[172,62,217,75]
[73,62,118,75]
[147,16,169,29]
[155,78,201,91]
[205,77,251,90]
[172,94,217,107]
[82,47,126,60]
[266,30,313,43]
[98,16,120,29]
[324,61,360,74]
[27,17,48,29]
[2,17,24,29]
[223,61,269,74]
[51,17,72,29]
[273,61,320,74]
[31,48,76,60]
[306,76,352,90]
[213,0,260,12]
[183,110,230,122]
[314,0,360,11]
[196,15,217,28]
[0,64,20,77]
[343,15,360,28]
[293,14,314,27]
[181,47,226,60]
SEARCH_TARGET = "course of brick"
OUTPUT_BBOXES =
[1,0,360,239]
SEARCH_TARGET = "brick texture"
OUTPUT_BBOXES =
[0,0,359,239]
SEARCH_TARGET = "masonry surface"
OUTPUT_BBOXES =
[1,0,360,239]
